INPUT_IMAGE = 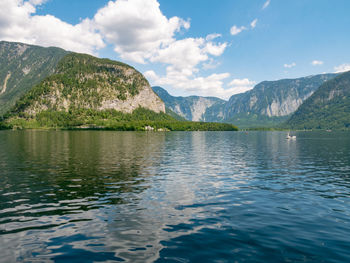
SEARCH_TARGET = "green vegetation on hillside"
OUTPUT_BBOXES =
[285,71,350,130]
[2,108,238,131]
[0,121,7,130]
[0,41,68,115]
[55,53,146,98]
[224,73,337,128]
[11,53,149,114]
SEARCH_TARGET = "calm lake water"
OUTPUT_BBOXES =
[0,130,350,262]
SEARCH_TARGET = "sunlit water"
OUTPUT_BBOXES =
[0,130,350,262]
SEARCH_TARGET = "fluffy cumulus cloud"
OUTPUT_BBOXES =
[283,62,296,68]
[93,0,190,63]
[311,60,324,66]
[0,0,104,54]
[151,38,208,73]
[334,63,350,73]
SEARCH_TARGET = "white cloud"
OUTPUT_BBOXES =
[283,62,296,68]
[0,0,105,54]
[145,68,234,99]
[202,58,221,70]
[28,0,47,5]
[147,68,256,99]
[250,19,258,29]
[262,0,271,9]
[93,0,227,75]
[206,33,221,41]
[146,34,228,97]
[334,63,350,73]
[230,25,247,35]
[311,60,324,66]
[228,78,256,94]
[93,0,189,63]
[228,78,255,87]
[230,19,257,36]
[204,41,227,56]
[144,70,158,80]
[151,38,208,74]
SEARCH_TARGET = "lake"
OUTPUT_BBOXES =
[0,130,350,262]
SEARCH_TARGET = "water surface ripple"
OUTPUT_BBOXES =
[0,131,350,262]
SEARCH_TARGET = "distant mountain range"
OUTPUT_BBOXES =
[1,40,349,130]
[153,73,337,128]
[152,86,226,122]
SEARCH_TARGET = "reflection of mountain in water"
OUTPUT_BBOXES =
[0,131,169,262]
[0,131,166,226]
[1,131,350,262]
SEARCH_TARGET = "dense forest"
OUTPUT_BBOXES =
[1,108,238,131]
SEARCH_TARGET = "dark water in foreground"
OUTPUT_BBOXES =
[0,131,350,262]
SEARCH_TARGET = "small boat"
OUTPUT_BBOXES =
[286,132,296,140]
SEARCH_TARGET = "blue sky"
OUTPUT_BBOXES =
[1,0,350,99]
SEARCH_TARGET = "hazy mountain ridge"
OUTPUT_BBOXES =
[0,41,68,115]
[152,86,226,121]
[286,71,350,129]
[154,74,337,128]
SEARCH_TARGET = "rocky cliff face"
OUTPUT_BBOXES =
[222,73,337,127]
[11,53,165,116]
[286,71,350,129]
[152,86,225,121]
[98,87,165,113]
[0,41,68,115]
[225,74,337,118]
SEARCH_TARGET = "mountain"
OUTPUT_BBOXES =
[12,53,165,116]
[152,86,226,121]
[6,52,165,127]
[286,71,350,130]
[153,73,337,128]
[2,40,338,130]
[1,42,237,131]
[0,41,68,115]
[223,73,337,128]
